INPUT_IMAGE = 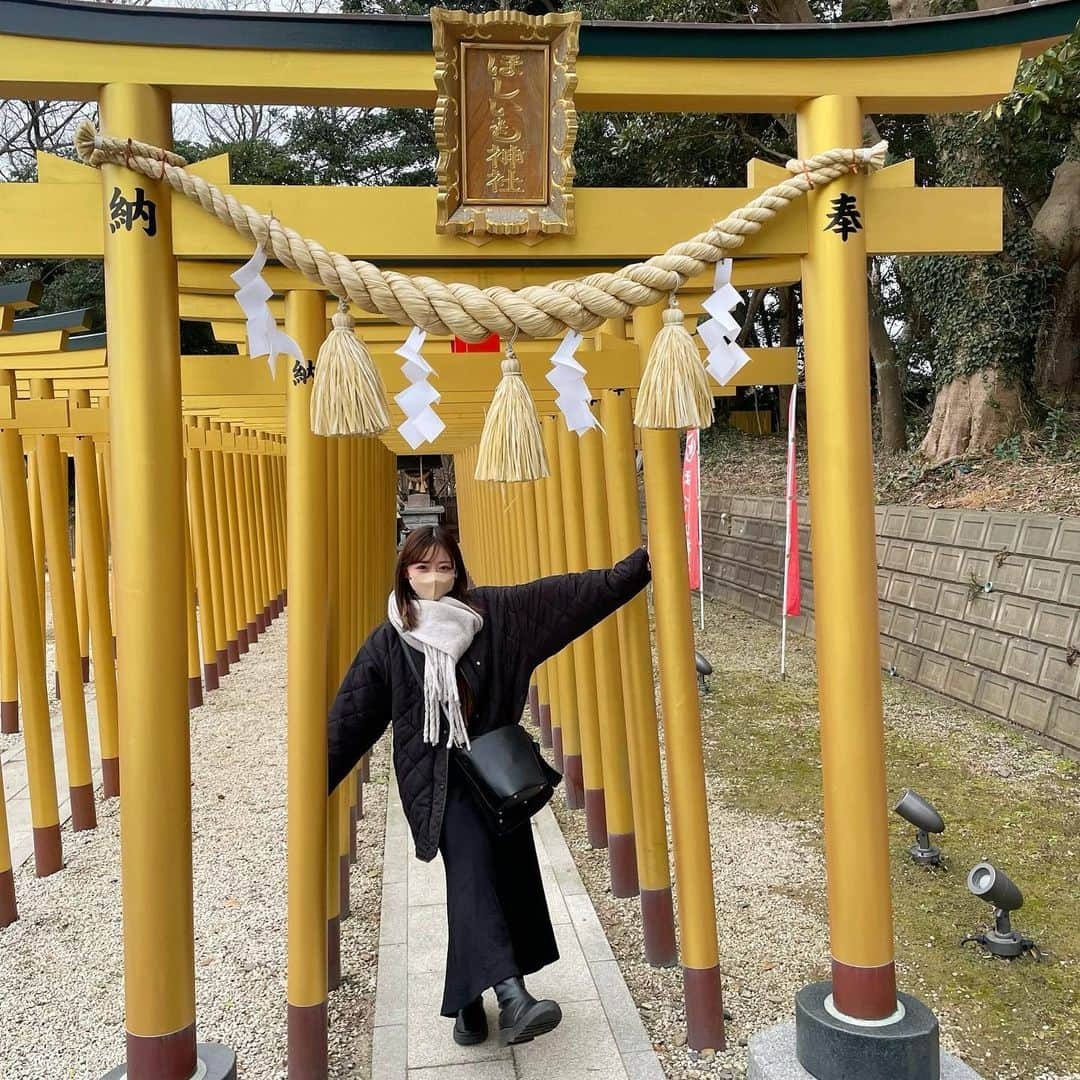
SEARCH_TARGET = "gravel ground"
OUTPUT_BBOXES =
[0,613,389,1080]
[549,592,1080,1080]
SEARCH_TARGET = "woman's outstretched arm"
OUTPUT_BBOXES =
[327,634,391,794]
[495,545,651,669]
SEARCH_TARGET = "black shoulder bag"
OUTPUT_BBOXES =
[401,641,562,836]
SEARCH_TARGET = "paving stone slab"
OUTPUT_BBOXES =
[512,999,628,1080]
[372,1023,407,1080]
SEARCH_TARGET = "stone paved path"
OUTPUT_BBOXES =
[371,764,666,1080]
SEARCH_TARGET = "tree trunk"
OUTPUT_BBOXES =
[918,367,1023,461]
[889,0,1033,463]
[1032,158,1080,398]
[869,260,908,451]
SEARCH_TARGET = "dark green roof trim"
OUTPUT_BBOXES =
[1,0,1076,59]
[10,308,90,333]
[67,332,106,351]
[0,281,43,307]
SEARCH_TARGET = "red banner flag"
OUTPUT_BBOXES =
[784,386,801,617]
[682,428,702,590]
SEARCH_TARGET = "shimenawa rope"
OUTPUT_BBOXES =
[74,122,885,343]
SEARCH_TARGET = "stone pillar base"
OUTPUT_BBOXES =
[749,1020,981,1080]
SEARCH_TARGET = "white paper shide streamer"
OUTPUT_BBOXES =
[230,245,305,379]
[696,258,752,387]
[394,327,445,450]
[545,330,601,434]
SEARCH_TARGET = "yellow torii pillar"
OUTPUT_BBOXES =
[791,94,908,1054]
[97,82,235,1080]
[636,302,726,1052]
[0,373,62,876]
[285,290,330,1078]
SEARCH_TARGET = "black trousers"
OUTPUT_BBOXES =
[437,751,560,1017]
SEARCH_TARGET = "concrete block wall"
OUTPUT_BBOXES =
[698,494,1080,755]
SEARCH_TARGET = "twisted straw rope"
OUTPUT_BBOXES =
[75,122,886,342]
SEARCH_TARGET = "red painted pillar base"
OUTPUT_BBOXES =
[70,783,97,832]
[538,703,552,748]
[287,1001,328,1080]
[0,867,17,927]
[641,886,678,967]
[562,751,583,809]
[102,1030,236,1080]
[33,823,62,877]
[832,958,897,1020]
[683,964,726,1052]
[102,756,120,799]
[0,700,17,734]
[584,788,608,848]
[608,831,639,898]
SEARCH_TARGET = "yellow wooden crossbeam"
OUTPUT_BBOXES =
[0,31,1024,112]
[178,251,803,297]
[0,328,68,357]
[4,348,108,374]
[0,307,14,332]
[0,175,1003,261]
[17,377,108,394]
[0,183,807,260]
[8,337,789,409]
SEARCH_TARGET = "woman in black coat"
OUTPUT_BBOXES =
[327,524,651,1048]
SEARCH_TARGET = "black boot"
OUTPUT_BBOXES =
[453,995,488,1046]
[492,975,562,1046]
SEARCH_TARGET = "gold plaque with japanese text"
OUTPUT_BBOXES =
[433,8,579,244]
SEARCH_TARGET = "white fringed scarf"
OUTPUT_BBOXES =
[388,591,484,749]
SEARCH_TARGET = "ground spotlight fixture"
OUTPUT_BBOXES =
[893,788,945,867]
[961,861,1040,959]
[694,651,713,693]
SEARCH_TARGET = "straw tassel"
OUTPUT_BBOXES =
[634,304,715,430]
[310,300,390,437]
[474,342,549,483]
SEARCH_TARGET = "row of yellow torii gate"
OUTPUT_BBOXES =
[2,2,1071,1076]
[0,216,803,1067]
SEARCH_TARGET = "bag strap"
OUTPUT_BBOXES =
[399,636,424,688]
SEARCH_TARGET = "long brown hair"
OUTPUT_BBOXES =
[393,526,472,631]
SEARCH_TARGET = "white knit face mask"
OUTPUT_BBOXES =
[409,569,455,601]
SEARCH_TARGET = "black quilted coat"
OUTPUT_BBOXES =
[327,546,651,862]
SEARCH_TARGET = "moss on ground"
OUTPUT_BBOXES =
[696,604,1080,1080]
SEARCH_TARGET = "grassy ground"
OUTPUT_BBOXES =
[695,602,1080,1079]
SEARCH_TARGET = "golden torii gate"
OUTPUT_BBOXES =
[1,1,1075,1078]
